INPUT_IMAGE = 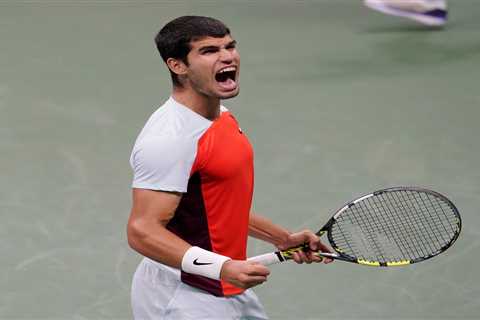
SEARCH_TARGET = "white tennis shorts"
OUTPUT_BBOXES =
[131,257,269,320]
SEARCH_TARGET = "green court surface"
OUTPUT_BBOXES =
[1,1,479,319]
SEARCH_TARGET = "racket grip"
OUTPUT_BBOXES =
[247,252,284,266]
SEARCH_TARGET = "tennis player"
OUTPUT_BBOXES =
[127,16,331,319]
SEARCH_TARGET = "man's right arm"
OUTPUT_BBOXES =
[126,188,270,289]
[127,188,190,268]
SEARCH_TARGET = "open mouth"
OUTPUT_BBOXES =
[215,66,237,91]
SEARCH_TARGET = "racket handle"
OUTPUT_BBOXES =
[247,252,285,266]
[248,249,339,266]
[248,243,311,266]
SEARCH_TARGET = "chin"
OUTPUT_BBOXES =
[219,88,240,100]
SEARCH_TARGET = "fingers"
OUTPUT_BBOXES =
[278,229,335,265]
[285,230,317,246]
[287,230,334,264]
[317,241,334,264]
[238,264,269,288]
[318,241,332,253]
[308,251,324,263]
[287,230,319,263]
[292,251,304,264]
[237,273,268,288]
[221,260,271,289]
[293,251,332,264]
[246,262,270,276]
[292,249,323,264]
[305,234,320,251]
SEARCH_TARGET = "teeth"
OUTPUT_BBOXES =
[219,67,236,73]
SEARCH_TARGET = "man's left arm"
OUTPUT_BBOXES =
[248,212,332,264]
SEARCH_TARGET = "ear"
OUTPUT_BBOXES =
[166,58,188,76]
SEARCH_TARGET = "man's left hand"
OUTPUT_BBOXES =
[277,230,333,264]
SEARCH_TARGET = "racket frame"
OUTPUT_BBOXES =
[249,187,461,267]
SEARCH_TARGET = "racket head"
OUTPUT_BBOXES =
[321,187,461,267]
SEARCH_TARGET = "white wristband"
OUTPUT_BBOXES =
[181,246,231,280]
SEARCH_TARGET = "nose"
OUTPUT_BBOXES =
[219,48,234,63]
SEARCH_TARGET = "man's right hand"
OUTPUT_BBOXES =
[220,260,270,289]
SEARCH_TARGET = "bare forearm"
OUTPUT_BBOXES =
[248,212,290,247]
[127,189,192,268]
[127,218,190,268]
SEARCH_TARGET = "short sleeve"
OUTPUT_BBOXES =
[130,135,197,193]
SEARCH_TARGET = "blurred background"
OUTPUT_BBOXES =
[1,1,479,318]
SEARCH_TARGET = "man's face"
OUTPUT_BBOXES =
[183,35,240,99]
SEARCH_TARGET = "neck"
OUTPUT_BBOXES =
[172,86,221,121]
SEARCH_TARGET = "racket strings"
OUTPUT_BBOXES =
[387,192,438,259]
[376,192,455,260]
[396,192,458,245]
[384,192,448,259]
[366,194,414,261]
[397,192,455,254]
[330,190,460,264]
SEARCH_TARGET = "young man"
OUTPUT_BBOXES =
[364,0,448,26]
[127,16,331,319]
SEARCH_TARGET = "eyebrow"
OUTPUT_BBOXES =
[198,40,237,53]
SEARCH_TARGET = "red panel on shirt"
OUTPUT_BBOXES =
[191,111,254,296]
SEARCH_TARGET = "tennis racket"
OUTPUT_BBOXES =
[249,187,461,267]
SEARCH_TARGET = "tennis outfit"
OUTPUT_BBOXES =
[129,97,268,319]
